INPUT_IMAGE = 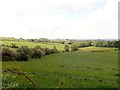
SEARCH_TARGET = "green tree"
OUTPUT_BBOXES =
[44,48,51,55]
[53,46,58,53]
[16,46,31,61]
[31,46,45,59]
[71,44,78,51]
[64,45,69,52]
[2,47,16,61]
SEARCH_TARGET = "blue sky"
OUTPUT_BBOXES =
[0,0,118,39]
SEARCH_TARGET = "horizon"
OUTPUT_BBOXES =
[0,0,119,39]
[1,36,118,40]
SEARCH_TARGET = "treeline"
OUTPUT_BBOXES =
[1,37,50,42]
[2,46,58,61]
[78,40,120,48]
[2,44,79,61]
[94,40,119,48]
[2,37,120,48]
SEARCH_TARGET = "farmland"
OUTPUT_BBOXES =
[1,0,119,89]
[1,39,119,88]
[1,40,64,51]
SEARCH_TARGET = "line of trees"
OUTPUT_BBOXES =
[78,40,120,48]
[2,46,58,61]
[94,40,119,48]
[1,37,50,42]
[64,40,120,52]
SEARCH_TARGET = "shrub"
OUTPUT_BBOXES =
[44,48,52,55]
[2,47,16,61]
[11,43,18,48]
[79,41,91,47]
[64,45,69,52]
[52,46,58,53]
[16,46,31,61]
[50,49,55,54]
[71,44,78,51]
[31,46,45,59]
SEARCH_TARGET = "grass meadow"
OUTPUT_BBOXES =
[1,41,64,51]
[2,45,118,88]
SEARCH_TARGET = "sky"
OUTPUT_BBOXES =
[0,0,119,39]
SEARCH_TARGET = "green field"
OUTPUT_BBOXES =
[1,41,64,51]
[2,48,118,88]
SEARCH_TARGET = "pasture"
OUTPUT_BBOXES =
[1,41,64,51]
[2,49,118,88]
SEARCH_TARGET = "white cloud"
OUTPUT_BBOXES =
[0,0,119,39]
[50,0,118,39]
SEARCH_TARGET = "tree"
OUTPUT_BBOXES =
[64,45,69,52]
[71,44,78,51]
[16,46,31,61]
[44,48,52,55]
[118,40,120,50]
[2,47,16,61]
[79,41,92,47]
[31,46,45,59]
[53,46,58,53]
[94,40,107,47]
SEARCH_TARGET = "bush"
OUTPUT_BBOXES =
[16,46,31,61]
[2,47,16,61]
[71,44,78,51]
[31,46,45,59]
[52,46,58,53]
[44,48,52,55]
[11,43,18,48]
[64,45,69,52]
[78,41,91,48]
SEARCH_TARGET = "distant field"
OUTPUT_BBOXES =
[2,41,64,51]
[2,41,117,52]
[79,46,116,52]
[2,49,118,88]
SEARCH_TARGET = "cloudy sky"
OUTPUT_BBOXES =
[0,0,119,39]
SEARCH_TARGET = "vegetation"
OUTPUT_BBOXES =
[2,45,58,61]
[16,46,31,61]
[64,45,70,52]
[2,47,16,61]
[71,44,78,51]
[1,37,119,88]
[31,46,45,59]
[2,50,118,88]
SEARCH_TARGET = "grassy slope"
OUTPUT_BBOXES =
[2,50,118,88]
[2,41,64,51]
[79,46,116,51]
[2,41,117,52]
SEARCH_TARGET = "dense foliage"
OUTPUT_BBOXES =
[2,45,58,61]
[31,46,45,59]
[71,44,78,51]
[78,40,120,48]
[64,45,70,52]
[16,46,31,61]
[2,48,16,61]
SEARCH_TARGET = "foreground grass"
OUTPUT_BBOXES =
[2,50,118,88]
